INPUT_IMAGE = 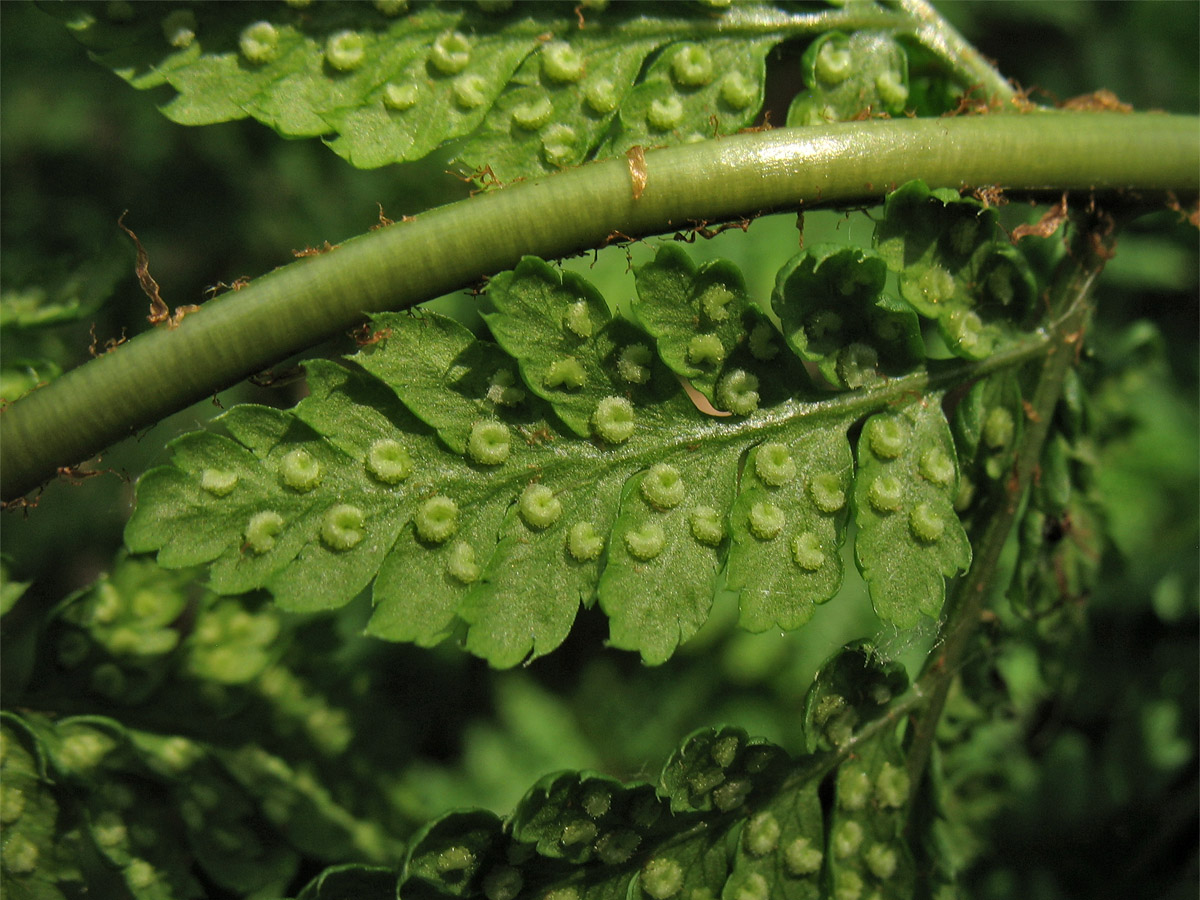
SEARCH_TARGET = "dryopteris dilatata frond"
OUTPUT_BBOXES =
[44,0,1013,179]
[2,112,1197,502]
[366,644,918,900]
[0,642,919,900]
[126,181,1057,668]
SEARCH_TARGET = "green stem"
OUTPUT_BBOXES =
[902,217,1113,795]
[2,112,1196,500]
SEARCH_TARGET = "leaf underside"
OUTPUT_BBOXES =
[0,644,916,900]
[46,0,960,181]
[386,645,917,900]
[124,181,1051,668]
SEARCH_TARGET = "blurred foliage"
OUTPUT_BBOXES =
[0,2,1196,899]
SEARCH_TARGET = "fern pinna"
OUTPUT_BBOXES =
[42,0,1004,180]
[128,181,1044,668]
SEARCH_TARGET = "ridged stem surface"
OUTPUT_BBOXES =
[3,112,1197,499]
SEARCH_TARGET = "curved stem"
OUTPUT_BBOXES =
[2,112,1197,500]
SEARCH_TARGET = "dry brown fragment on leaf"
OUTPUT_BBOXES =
[674,218,753,242]
[520,425,554,446]
[1011,192,1069,243]
[850,105,891,122]
[204,276,251,299]
[1008,81,1039,112]
[738,109,774,133]
[1061,89,1132,112]
[451,164,502,196]
[679,377,731,417]
[117,211,169,324]
[473,164,502,192]
[374,202,395,229]
[604,229,637,246]
[351,323,393,347]
[1087,229,1118,262]
[945,84,1000,117]
[1078,202,1119,262]
[626,145,648,201]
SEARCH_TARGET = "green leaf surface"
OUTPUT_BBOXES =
[826,722,915,899]
[853,399,972,627]
[726,423,854,633]
[951,371,1024,507]
[874,180,1037,360]
[3,706,406,900]
[1,718,77,900]
[373,645,919,900]
[0,561,31,618]
[632,244,758,400]
[128,200,1047,666]
[772,244,924,390]
[45,1,976,181]
[801,642,910,754]
[787,29,912,126]
[0,251,127,402]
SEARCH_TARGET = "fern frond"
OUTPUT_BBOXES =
[126,183,1061,666]
[1,706,403,897]
[282,643,917,900]
[45,0,991,181]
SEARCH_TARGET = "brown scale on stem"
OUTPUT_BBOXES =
[1061,89,1132,112]
[117,213,204,328]
[117,211,168,325]
[292,240,336,258]
[972,185,1007,208]
[88,323,128,358]
[626,145,648,201]
[672,217,754,243]
[203,276,251,300]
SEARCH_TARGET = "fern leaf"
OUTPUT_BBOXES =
[951,372,1024,488]
[2,708,401,898]
[825,724,914,897]
[854,400,971,628]
[874,180,1038,360]
[336,644,913,900]
[726,421,855,633]
[632,243,759,401]
[45,1,971,181]
[772,243,924,390]
[128,186,1047,666]
[0,714,80,897]
[787,29,913,126]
